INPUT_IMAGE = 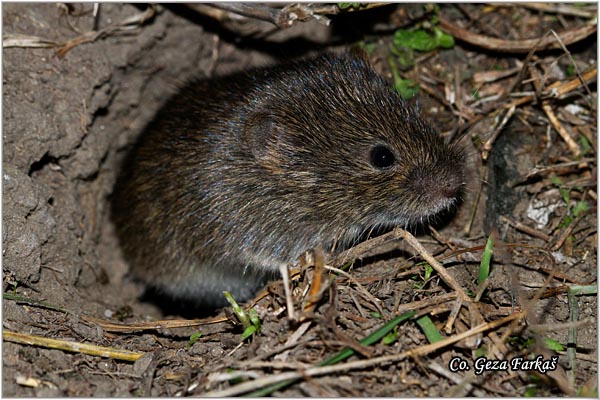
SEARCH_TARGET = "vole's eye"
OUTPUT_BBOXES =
[369,145,396,169]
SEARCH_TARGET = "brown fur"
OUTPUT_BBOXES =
[111,53,465,309]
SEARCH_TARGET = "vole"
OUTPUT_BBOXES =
[112,52,465,310]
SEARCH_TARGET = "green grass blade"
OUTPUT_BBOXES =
[416,315,444,343]
[321,310,415,366]
[478,234,495,285]
[3,293,66,313]
[568,285,597,295]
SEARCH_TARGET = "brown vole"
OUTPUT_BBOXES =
[112,52,465,310]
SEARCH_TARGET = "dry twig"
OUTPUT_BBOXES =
[492,2,598,19]
[439,16,596,53]
[3,330,143,362]
[500,215,553,242]
[481,105,516,160]
[201,2,389,28]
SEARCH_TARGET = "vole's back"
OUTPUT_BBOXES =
[112,53,465,309]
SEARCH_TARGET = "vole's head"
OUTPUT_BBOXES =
[240,53,465,238]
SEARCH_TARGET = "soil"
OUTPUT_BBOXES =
[2,3,597,397]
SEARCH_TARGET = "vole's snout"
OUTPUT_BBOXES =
[407,163,463,212]
[439,177,462,199]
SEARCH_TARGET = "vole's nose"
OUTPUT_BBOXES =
[409,165,463,204]
[440,180,461,199]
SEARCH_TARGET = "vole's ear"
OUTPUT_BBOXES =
[243,112,281,162]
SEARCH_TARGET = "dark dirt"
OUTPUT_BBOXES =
[2,3,597,397]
